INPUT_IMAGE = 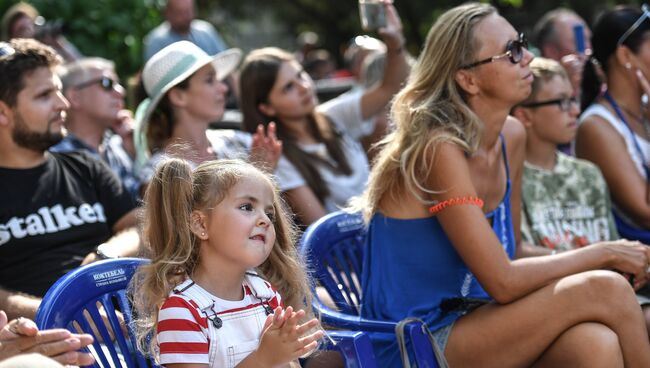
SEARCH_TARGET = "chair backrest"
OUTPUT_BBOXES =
[299,211,366,315]
[36,258,155,368]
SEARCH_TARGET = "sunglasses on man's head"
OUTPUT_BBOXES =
[0,42,15,59]
[74,76,121,92]
[617,4,650,46]
[460,33,528,70]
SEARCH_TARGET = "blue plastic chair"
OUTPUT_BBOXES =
[36,257,154,368]
[300,211,442,368]
[614,212,650,244]
[36,257,378,368]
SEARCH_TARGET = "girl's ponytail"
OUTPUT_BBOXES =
[132,158,199,361]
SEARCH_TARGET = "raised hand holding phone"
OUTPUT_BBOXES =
[359,0,387,31]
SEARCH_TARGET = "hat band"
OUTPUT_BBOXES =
[151,53,203,96]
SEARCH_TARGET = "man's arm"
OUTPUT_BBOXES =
[81,215,141,265]
[0,288,41,321]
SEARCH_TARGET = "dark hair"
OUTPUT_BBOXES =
[238,47,352,205]
[581,6,650,110]
[0,38,61,107]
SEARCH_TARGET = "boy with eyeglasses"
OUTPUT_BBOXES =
[512,58,650,332]
[512,57,619,252]
[50,57,140,201]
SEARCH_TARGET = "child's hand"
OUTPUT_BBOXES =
[251,306,324,367]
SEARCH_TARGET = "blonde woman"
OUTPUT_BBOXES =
[357,3,650,367]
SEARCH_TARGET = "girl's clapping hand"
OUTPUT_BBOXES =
[250,306,324,367]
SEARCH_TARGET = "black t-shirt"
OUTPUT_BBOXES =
[0,152,136,296]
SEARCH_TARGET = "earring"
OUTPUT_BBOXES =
[626,62,632,70]
[201,232,206,237]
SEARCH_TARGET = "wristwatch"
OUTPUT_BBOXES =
[95,243,120,260]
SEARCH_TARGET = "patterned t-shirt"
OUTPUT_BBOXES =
[521,152,619,251]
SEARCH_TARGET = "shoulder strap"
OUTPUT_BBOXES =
[499,134,510,181]
[173,279,223,329]
[244,271,275,300]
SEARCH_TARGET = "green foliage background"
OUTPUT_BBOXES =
[0,0,644,81]
[0,0,164,80]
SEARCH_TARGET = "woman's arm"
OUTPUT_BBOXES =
[359,2,410,120]
[431,142,650,304]
[575,115,650,228]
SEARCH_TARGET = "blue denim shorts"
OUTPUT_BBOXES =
[430,322,454,353]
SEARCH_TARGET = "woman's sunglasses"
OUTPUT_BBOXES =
[460,33,528,70]
[74,76,121,92]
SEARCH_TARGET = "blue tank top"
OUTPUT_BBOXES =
[360,137,516,365]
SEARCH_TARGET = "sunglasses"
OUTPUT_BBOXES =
[520,96,578,112]
[74,76,121,92]
[460,33,528,70]
[617,4,650,46]
[0,42,15,59]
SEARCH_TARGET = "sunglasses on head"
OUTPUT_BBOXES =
[520,96,578,112]
[460,33,528,70]
[0,42,15,59]
[74,76,121,92]
[617,4,650,46]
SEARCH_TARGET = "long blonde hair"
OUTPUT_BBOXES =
[131,158,312,359]
[356,3,496,221]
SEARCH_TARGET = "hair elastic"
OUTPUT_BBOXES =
[428,196,484,214]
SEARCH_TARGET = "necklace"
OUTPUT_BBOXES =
[617,103,650,140]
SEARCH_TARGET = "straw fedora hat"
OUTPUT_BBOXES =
[134,41,242,168]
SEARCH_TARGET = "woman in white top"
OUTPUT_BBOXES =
[237,1,409,225]
[578,5,650,233]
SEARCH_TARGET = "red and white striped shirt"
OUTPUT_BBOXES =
[157,274,282,366]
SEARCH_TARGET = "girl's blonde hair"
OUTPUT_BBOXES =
[131,158,312,359]
[354,3,497,221]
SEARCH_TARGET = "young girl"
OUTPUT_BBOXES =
[357,3,650,367]
[132,158,322,367]
[237,0,409,225]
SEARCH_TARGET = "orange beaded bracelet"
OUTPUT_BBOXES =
[428,196,484,214]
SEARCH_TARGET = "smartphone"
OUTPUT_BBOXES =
[573,24,585,54]
[359,0,386,31]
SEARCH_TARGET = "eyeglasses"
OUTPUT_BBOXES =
[520,96,578,112]
[617,4,650,46]
[74,76,122,92]
[0,42,15,59]
[460,33,528,70]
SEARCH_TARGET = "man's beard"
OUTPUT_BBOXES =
[12,113,63,152]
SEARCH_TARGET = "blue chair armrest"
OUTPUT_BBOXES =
[324,330,378,368]
[313,298,395,333]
